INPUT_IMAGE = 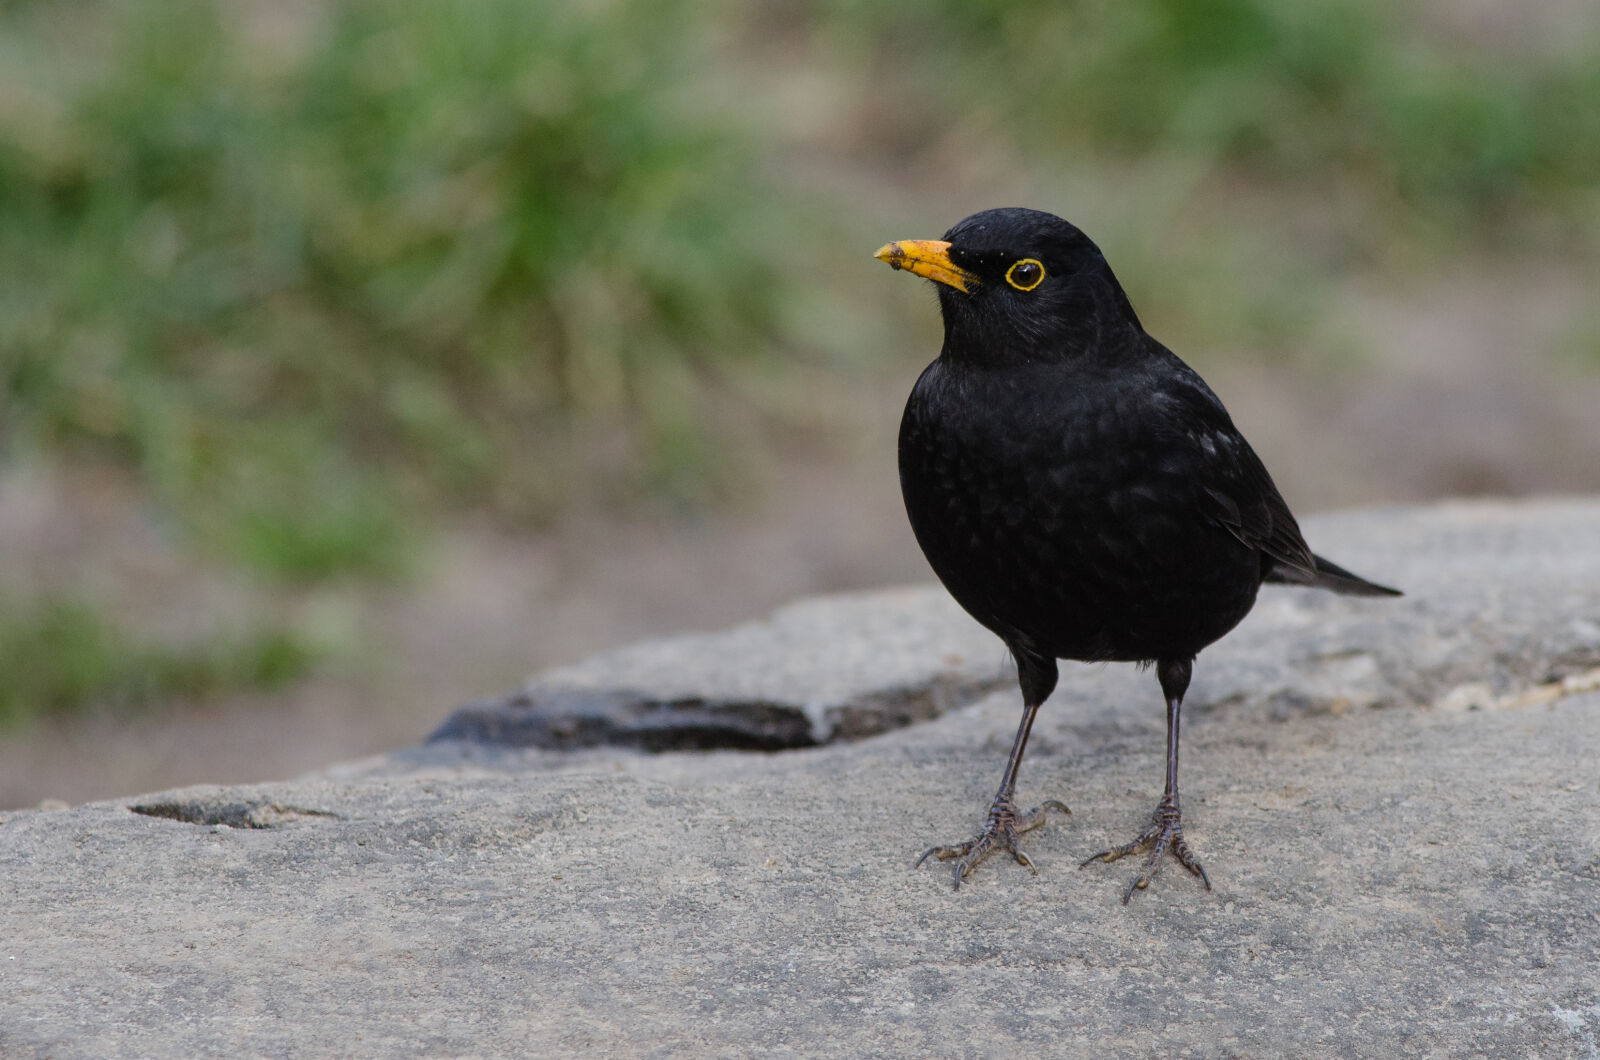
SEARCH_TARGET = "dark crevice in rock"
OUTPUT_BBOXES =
[426,674,1006,754]
[129,799,341,828]
[428,690,818,752]
[817,674,1005,741]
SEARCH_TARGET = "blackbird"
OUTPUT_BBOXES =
[876,207,1399,902]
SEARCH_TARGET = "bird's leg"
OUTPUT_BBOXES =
[914,697,1070,889]
[1081,657,1212,903]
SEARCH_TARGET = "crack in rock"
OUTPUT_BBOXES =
[427,673,1003,753]
[129,799,341,829]
[426,586,1015,754]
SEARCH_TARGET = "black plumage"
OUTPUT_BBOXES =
[877,208,1399,902]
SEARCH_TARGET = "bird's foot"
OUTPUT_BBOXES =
[914,795,1070,890]
[1080,795,1210,904]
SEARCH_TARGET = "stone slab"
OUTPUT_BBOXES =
[3,500,1599,1057]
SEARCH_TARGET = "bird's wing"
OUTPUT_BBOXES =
[1199,439,1317,578]
[1153,368,1318,580]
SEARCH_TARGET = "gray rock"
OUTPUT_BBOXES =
[425,498,1600,760]
[3,500,1599,1057]
[427,585,1014,751]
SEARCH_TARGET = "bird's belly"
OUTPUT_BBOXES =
[901,428,1260,663]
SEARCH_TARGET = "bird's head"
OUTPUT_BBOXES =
[875,207,1142,367]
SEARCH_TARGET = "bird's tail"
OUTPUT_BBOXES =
[1265,552,1402,597]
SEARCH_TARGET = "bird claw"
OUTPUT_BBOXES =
[1080,796,1210,903]
[914,796,1070,889]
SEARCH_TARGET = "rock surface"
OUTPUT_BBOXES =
[4,500,1600,1057]
[428,586,1014,751]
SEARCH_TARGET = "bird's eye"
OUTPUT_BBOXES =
[1005,259,1045,292]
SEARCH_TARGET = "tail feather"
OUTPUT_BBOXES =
[1265,552,1402,597]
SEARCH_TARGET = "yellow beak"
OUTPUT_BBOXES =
[874,239,979,294]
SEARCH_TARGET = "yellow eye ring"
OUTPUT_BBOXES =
[1005,258,1045,291]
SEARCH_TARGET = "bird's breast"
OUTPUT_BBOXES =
[898,361,1260,661]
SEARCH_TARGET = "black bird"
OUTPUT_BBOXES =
[877,208,1399,902]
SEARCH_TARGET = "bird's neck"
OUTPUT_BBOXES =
[939,311,1143,372]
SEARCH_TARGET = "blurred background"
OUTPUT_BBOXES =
[2,0,1597,808]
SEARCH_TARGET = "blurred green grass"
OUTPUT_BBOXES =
[1,0,784,582]
[825,0,1600,251]
[0,595,316,728]
[1,0,1596,722]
